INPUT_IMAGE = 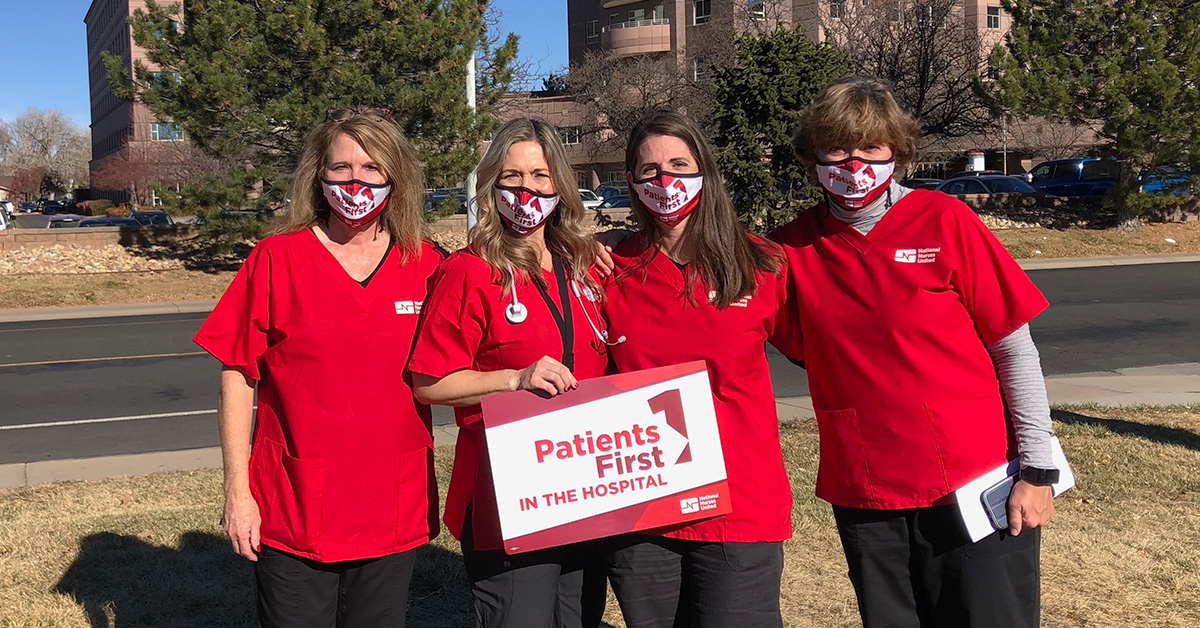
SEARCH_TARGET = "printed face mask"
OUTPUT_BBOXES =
[815,157,895,209]
[631,172,704,225]
[321,178,391,228]
[494,185,560,235]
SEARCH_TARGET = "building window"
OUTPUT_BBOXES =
[987,6,1001,29]
[748,0,765,19]
[889,1,901,20]
[653,4,665,20]
[830,0,846,20]
[915,4,934,26]
[986,61,1001,81]
[558,126,582,145]
[150,122,183,141]
[586,20,599,43]
[629,8,645,22]
[576,171,590,190]
[609,14,621,27]
[693,59,711,82]
[150,71,181,83]
[694,0,711,25]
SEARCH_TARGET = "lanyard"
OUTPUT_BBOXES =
[533,252,575,371]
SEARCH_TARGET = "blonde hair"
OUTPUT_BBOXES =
[273,113,428,262]
[624,111,782,308]
[470,117,597,293]
[793,76,921,171]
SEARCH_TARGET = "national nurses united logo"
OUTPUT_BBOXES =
[395,300,423,315]
[894,247,941,264]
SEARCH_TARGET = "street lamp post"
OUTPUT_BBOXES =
[465,52,478,232]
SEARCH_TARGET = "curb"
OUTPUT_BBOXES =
[0,299,218,323]
[1018,252,1200,271]
[0,426,462,490]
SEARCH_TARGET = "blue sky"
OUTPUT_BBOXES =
[0,0,568,129]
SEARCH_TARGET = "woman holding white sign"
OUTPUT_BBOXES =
[771,76,1058,628]
[407,117,609,628]
[598,110,798,628]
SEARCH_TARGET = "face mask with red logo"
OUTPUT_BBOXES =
[494,184,560,235]
[815,157,895,209]
[321,178,392,228]
[631,172,704,225]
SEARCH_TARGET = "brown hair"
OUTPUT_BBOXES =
[793,76,921,171]
[625,110,781,308]
[272,112,428,262]
[470,117,597,293]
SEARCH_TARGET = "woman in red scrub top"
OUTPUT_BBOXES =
[599,110,796,628]
[772,77,1061,628]
[194,108,441,628]
[406,117,609,628]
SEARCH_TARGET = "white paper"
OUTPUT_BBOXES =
[954,436,1075,542]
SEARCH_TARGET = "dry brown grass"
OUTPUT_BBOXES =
[993,221,1200,260]
[1,405,1198,627]
[0,270,235,310]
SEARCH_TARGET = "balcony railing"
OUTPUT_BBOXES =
[601,18,670,33]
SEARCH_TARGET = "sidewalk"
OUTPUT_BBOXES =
[1,253,1198,323]
[3,363,1197,489]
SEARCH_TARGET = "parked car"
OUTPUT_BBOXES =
[0,200,14,219]
[595,182,629,202]
[78,216,143,227]
[0,209,12,231]
[578,188,603,209]
[129,209,174,226]
[1137,165,1195,195]
[18,202,37,214]
[1022,157,1118,197]
[598,194,631,209]
[424,188,468,213]
[41,200,69,215]
[46,214,87,228]
[900,177,942,190]
[945,170,1007,180]
[936,175,1047,197]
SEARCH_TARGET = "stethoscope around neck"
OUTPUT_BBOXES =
[504,264,625,346]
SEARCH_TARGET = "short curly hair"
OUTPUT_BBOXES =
[793,76,922,171]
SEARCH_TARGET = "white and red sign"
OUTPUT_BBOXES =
[481,361,730,554]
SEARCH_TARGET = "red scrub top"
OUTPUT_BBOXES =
[601,234,796,543]
[194,229,443,562]
[770,190,1048,510]
[405,249,609,550]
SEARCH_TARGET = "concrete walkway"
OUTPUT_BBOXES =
[3,364,1197,489]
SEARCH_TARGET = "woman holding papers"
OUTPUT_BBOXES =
[194,108,442,627]
[407,117,609,628]
[598,110,797,628]
[770,76,1060,628]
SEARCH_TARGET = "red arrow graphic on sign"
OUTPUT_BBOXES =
[648,388,691,464]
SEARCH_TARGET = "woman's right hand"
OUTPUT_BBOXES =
[222,488,262,561]
[515,356,578,396]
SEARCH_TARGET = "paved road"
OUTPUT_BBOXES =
[2,261,1198,464]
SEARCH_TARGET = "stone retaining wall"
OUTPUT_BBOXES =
[0,225,202,250]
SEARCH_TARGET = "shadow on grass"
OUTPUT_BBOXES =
[51,532,500,628]
[1053,409,1200,453]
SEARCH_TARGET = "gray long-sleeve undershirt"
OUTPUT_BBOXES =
[828,184,1058,469]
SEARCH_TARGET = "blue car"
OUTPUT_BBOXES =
[1023,158,1118,197]
[1138,165,1194,195]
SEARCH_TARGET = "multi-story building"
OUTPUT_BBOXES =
[84,0,186,203]
[543,0,1080,183]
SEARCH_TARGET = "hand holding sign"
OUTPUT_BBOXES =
[482,361,730,553]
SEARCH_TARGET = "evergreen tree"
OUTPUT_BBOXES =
[710,30,852,232]
[997,0,1200,223]
[106,0,518,204]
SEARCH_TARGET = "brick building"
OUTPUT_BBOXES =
[84,0,186,203]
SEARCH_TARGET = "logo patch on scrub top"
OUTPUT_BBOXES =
[395,300,423,315]
[894,248,940,264]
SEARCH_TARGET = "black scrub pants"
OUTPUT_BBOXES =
[254,544,417,628]
[833,504,1041,628]
[603,535,785,628]
[460,511,606,628]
